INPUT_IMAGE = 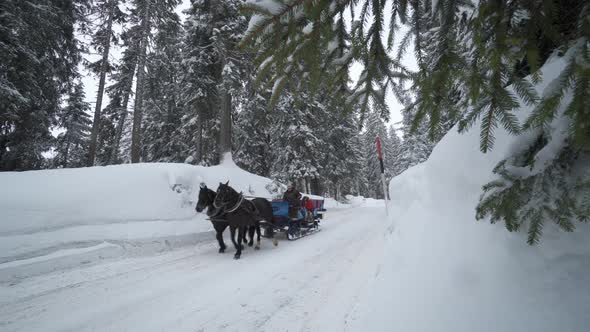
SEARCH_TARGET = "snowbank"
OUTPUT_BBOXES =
[0,162,274,278]
[322,195,385,209]
[357,55,590,331]
[323,197,351,209]
[0,162,272,236]
[344,194,384,208]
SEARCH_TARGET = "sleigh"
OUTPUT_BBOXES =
[260,196,324,240]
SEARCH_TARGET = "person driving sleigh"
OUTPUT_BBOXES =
[283,183,302,219]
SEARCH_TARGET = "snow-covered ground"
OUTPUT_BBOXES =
[354,52,590,331]
[0,158,392,332]
[0,159,276,281]
[2,54,589,331]
[0,206,388,331]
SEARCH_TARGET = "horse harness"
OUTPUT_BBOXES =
[211,192,260,222]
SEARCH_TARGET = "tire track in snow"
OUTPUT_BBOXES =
[0,207,388,332]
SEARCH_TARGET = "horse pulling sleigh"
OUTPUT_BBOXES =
[196,182,324,259]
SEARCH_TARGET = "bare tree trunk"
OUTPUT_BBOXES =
[63,141,70,168]
[298,178,306,194]
[108,88,131,164]
[88,0,116,166]
[131,0,151,163]
[218,87,232,162]
[195,113,203,163]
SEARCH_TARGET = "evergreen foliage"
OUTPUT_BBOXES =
[241,0,409,118]
[362,111,390,199]
[86,0,126,166]
[270,91,323,186]
[0,0,88,170]
[97,25,140,165]
[142,5,185,162]
[244,0,590,243]
[180,0,248,165]
[235,90,274,176]
[395,103,434,172]
[54,82,92,168]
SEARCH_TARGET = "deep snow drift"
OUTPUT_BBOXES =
[0,159,277,280]
[354,52,590,331]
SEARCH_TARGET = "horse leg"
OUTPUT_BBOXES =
[255,224,261,250]
[248,226,255,247]
[215,223,227,253]
[267,212,278,247]
[235,226,245,260]
[231,224,246,250]
[230,225,239,250]
[268,223,278,247]
[242,229,248,245]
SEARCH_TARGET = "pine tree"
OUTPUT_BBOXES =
[87,0,126,166]
[98,26,140,165]
[142,8,185,162]
[54,82,92,168]
[320,107,363,200]
[234,90,273,176]
[316,78,364,198]
[181,0,248,165]
[270,91,324,192]
[96,0,180,164]
[386,126,403,177]
[130,0,152,163]
[396,104,434,172]
[0,0,88,170]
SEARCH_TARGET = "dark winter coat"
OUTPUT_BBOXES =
[283,189,302,205]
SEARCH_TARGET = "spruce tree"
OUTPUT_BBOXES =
[142,9,185,162]
[181,0,247,165]
[270,90,323,191]
[235,90,274,176]
[54,82,92,168]
[386,126,403,177]
[87,0,126,166]
[396,104,434,172]
[96,0,180,164]
[0,0,87,170]
[244,0,590,242]
[130,0,152,163]
[98,26,140,165]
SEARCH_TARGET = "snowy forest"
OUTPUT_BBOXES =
[2,0,590,243]
[0,0,433,201]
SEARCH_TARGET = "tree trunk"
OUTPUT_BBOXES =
[131,0,151,163]
[88,0,116,167]
[298,178,306,194]
[63,141,70,168]
[218,88,232,162]
[195,112,203,163]
[109,95,129,163]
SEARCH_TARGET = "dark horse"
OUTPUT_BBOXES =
[196,184,252,253]
[213,181,277,259]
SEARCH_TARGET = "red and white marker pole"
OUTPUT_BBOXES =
[376,135,389,216]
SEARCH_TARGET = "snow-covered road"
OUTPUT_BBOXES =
[0,206,388,332]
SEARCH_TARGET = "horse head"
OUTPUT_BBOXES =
[196,184,215,213]
[213,181,238,209]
